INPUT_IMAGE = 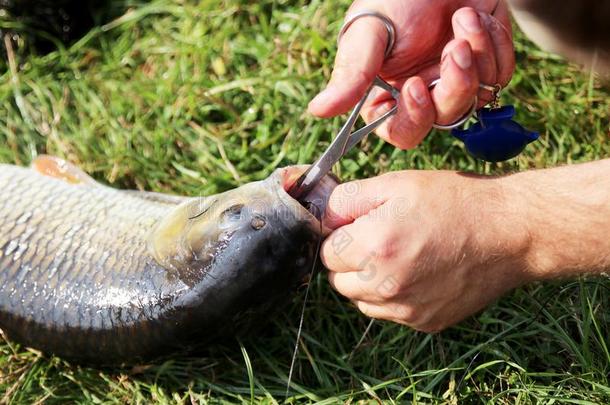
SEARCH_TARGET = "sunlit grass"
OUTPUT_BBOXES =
[1,0,609,403]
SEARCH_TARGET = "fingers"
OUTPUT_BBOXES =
[361,76,435,150]
[354,301,412,324]
[480,12,515,88]
[360,11,514,148]
[308,15,388,118]
[451,6,514,105]
[328,268,402,303]
[489,0,513,40]
[323,176,392,229]
[430,39,479,125]
[355,301,390,320]
[328,272,377,300]
[309,3,516,149]
[320,216,380,274]
[452,7,497,105]
[321,193,407,276]
[321,191,398,275]
[361,39,479,148]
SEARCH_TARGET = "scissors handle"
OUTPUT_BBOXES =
[289,76,400,201]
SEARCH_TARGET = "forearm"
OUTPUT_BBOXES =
[505,159,610,280]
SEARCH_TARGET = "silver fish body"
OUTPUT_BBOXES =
[0,159,336,362]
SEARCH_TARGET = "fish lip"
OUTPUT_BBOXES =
[268,166,324,234]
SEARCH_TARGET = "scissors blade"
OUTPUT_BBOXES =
[289,77,399,200]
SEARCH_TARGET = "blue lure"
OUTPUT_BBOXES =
[451,105,539,162]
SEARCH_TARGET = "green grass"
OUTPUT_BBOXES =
[1,0,609,403]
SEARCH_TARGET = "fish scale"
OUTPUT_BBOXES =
[0,162,333,362]
[0,165,191,359]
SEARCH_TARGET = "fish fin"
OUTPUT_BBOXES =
[32,155,188,204]
[120,190,189,206]
[30,155,99,186]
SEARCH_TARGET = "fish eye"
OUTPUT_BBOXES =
[250,215,266,230]
[223,204,244,220]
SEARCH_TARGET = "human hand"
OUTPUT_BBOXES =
[308,0,515,149]
[320,170,532,332]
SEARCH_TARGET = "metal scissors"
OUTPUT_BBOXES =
[288,76,400,200]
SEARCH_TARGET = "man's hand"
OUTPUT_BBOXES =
[320,160,610,331]
[320,170,531,331]
[308,0,515,149]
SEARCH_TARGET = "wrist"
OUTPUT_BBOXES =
[477,174,536,286]
[494,172,546,281]
[501,161,610,281]
[454,173,534,290]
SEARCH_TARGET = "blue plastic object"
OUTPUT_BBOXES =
[451,105,538,162]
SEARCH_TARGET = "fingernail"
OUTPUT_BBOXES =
[451,43,472,70]
[408,80,428,106]
[372,101,393,119]
[368,86,382,99]
[478,12,499,32]
[458,10,483,33]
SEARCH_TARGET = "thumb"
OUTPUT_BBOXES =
[308,14,388,118]
[323,177,390,229]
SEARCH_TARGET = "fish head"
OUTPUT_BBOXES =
[149,166,338,326]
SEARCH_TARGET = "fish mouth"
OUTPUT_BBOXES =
[270,165,338,236]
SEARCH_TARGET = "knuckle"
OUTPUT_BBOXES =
[404,126,431,149]
[321,238,349,269]
[444,77,477,99]
[385,121,418,150]
[376,277,402,300]
[331,61,375,88]
[477,57,497,82]
[465,76,480,93]
[386,131,416,150]
[369,235,397,263]
[413,101,436,125]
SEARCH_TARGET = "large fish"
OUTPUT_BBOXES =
[0,156,337,362]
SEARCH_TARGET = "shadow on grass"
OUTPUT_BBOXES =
[0,0,129,54]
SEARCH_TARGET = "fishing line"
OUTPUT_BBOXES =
[285,204,323,398]
[348,318,375,361]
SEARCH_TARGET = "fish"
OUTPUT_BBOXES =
[0,156,338,363]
